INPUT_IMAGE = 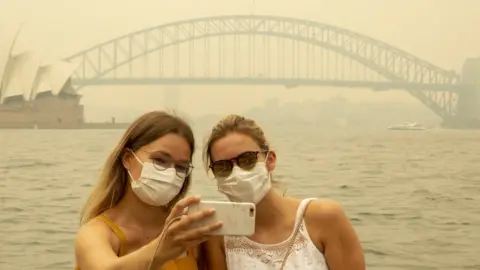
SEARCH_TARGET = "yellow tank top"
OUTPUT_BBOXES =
[75,214,198,270]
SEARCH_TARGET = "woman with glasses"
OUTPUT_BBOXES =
[74,111,221,270]
[203,115,365,270]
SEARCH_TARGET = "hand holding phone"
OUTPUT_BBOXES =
[187,200,256,236]
[149,196,222,269]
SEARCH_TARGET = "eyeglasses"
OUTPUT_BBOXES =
[151,156,194,178]
[209,151,265,178]
[132,149,194,178]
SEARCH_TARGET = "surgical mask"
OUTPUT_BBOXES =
[127,152,185,206]
[216,161,271,204]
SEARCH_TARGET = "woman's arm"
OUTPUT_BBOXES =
[75,221,167,270]
[203,236,228,270]
[310,199,366,270]
[76,196,221,270]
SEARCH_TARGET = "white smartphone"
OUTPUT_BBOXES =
[187,200,256,236]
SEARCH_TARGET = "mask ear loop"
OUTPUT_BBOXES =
[127,150,146,185]
[126,169,135,182]
[263,151,271,169]
[263,151,274,188]
[108,150,142,210]
[129,149,144,166]
[126,149,141,183]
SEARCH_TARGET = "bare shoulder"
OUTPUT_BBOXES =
[305,198,346,224]
[76,217,114,244]
[303,198,352,244]
[75,218,119,269]
[305,199,365,269]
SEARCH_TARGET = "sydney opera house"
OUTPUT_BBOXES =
[0,27,84,129]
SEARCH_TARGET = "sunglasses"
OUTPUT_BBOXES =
[210,151,267,178]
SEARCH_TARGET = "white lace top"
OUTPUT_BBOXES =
[224,198,329,270]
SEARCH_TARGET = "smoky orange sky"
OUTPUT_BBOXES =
[1,0,479,121]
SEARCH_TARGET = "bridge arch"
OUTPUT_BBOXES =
[66,15,462,119]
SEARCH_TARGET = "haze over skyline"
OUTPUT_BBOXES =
[1,0,479,121]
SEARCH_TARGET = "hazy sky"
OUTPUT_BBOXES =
[1,0,479,121]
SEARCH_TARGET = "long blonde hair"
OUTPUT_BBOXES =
[80,111,195,225]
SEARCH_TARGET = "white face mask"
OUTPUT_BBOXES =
[216,161,272,204]
[127,152,185,206]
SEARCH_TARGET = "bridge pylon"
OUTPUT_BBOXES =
[443,57,480,128]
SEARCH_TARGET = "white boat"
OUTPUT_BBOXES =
[387,122,427,131]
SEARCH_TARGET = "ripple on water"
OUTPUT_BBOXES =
[0,129,479,270]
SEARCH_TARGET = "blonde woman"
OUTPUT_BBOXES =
[203,115,365,270]
[75,111,221,270]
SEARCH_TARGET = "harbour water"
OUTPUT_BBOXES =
[1,128,479,269]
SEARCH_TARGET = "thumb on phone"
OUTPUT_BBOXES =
[167,195,201,222]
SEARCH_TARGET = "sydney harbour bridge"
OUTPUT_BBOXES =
[66,15,480,128]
